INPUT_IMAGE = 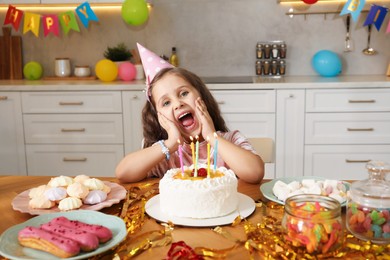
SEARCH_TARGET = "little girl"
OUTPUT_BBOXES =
[115,44,264,183]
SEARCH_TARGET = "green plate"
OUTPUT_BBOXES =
[0,210,126,260]
[260,176,350,207]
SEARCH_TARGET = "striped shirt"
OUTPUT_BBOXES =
[148,130,257,178]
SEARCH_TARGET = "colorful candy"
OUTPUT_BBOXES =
[282,195,343,254]
[346,202,390,243]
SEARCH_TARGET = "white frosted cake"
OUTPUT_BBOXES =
[159,165,239,219]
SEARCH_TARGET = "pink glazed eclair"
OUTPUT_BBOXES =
[40,222,99,252]
[49,216,113,243]
[18,226,80,258]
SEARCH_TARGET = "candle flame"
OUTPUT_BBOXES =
[190,136,193,141]
[195,135,199,140]
[213,132,218,138]
[207,136,210,142]
[177,139,181,144]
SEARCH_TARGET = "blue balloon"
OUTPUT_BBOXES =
[311,50,342,77]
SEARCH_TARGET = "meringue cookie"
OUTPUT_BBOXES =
[29,185,49,199]
[29,195,55,209]
[83,178,105,191]
[58,197,82,211]
[102,184,111,194]
[83,190,107,205]
[73,174,90,184]
[44,187,67,202]
[48,175,74,187]
[66,182,89,199]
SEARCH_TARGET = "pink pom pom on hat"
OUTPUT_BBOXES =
[137,43,174,101]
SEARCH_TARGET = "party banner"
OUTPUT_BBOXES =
[59,11,80,35]
[387,19,390,33]
[3,5,23,31]
[2,2,98,37]
[340,0,366,22]
[42,15,60,37]
[76,2,99,28]
[363,5,388,31]
[23,12,40,37]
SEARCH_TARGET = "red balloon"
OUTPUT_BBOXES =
[302,0,318,4]
[118,62,137,81]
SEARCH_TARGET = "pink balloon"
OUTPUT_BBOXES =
[118,62,137,81]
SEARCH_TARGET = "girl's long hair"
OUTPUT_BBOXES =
[142,67,228,148]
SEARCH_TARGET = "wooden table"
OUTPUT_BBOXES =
[0,175,265,259]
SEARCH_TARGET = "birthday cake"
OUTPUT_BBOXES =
[159,164,239,219]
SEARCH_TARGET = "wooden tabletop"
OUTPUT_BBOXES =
[0,175,265,259]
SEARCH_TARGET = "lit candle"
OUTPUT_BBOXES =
[190,136,195,168]
[213,132,218,172]
[207,136,210,177]
[178,140,184,176]
[195,135,199,177]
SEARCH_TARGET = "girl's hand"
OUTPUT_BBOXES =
[158,112,181,150]
[195,97,216,141]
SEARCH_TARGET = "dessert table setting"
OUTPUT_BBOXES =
[0,175,389,260]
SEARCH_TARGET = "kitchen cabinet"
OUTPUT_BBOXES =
[212,89,276,179]
[0,92,26,175]
[122,91,145,155]
[304,88,390,180]
[22,91,124,177]
[39,0,122,3]
[275,90,305,178]
[0,0,39,4]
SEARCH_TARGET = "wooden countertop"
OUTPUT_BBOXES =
[0,175,265,259]
[1,176,389,259]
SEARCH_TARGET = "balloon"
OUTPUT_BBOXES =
[311,50,342,77]
[118,62,137,81]
[302,0,318,4]
[95,59,118,82]
[121,0,149,26]
[23,61,43,80]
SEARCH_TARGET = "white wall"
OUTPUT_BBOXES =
[1,0,389,77]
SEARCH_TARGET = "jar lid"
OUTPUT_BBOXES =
[349,161,390,208]
[55,57,69,60]
[75,65,89,68]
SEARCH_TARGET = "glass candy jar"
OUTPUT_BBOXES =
[346,161,390,243]
[282,194,343,254]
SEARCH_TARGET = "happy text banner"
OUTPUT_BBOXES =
[3,1,99,37]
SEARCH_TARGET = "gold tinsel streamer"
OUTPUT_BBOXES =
[213,202,390,259]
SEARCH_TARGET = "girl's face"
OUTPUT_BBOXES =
[152,73,202,139]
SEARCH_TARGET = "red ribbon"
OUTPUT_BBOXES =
[166,241,204,260]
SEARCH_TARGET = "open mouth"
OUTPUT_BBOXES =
[178,112,195,129]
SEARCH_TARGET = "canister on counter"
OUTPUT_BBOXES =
[263,60,270,75]
[264,44,271,59]
[280,43,287,59]
[256,43,263,59]
[256,60,262,75]
[271,60,278,75]
[279,60,286,75]
[271,44,279,59]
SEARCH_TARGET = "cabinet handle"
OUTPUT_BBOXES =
[61,128,86,132]
[347,128,374,131]
[346,159,371,163]
[217,101,225,105]
[63,157,87,162]
[348,99,376,103]
[0,96,8,101]
[59,101,84,106]
[132,95,138,99]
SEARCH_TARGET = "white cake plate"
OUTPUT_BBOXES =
[145,193,255,227]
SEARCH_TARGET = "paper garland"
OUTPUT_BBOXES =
[3,2,99,37]
[339,0,389,33]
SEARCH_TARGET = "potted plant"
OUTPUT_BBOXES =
[103,43,132,62]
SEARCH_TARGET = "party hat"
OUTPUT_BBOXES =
[137,43,173,101]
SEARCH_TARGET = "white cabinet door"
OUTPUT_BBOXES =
[275,90,305,178]
[0,93,26,175]
[26,144,123,177]
[304,145,390,180]
[122,91,145,154]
